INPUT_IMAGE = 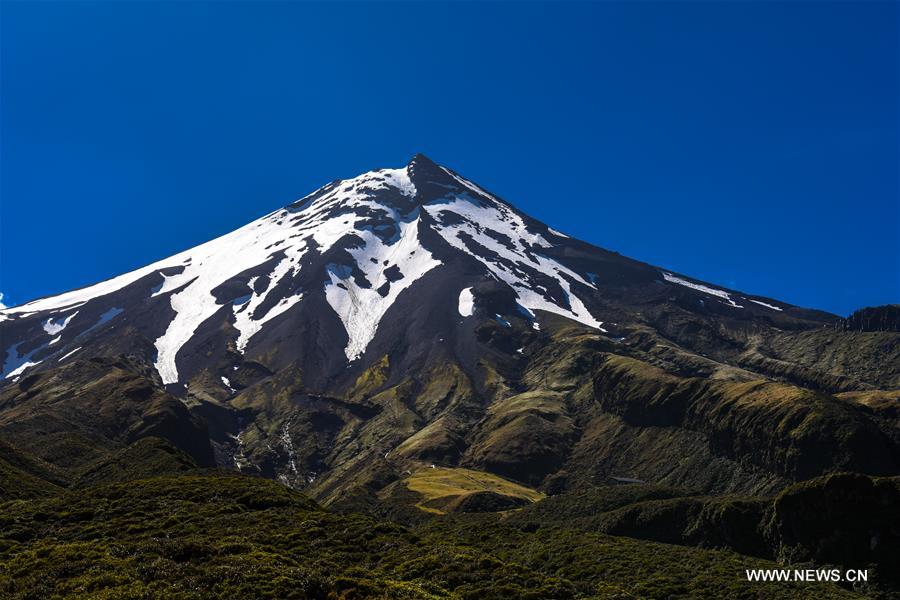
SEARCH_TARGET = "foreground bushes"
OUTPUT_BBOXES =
[0,473,869,599]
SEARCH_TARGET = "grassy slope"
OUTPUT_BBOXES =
[401,466,545,514]
[0,473,864,600]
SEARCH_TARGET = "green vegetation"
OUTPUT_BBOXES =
[0,440,66,501]
[0,472,871,599]
[506,485,770,559]
[501,476,900,594]
[73,436,199,487]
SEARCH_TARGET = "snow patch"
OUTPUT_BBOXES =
[2,342,44,379]
[42,311,78,335]
[379,167,417,197]
[748,299,783,311]
[4,360,40,380]
[58,347,82,361]
[662,272,744,309]
[458,287,474,317]
[233,263,305,353]
[151,271,190,298]
[325,214,442,360]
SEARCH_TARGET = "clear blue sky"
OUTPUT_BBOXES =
[1,1,897,316]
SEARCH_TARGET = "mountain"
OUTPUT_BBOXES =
[0,154,830,383]
[2,154,899,597]
[1,153,898,500]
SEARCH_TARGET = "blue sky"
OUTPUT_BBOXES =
[1,1,897,316]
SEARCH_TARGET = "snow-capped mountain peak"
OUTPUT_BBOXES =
[2,155,796,388]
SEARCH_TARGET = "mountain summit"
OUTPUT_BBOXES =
[2,156,897,505]
[1,155,803,387]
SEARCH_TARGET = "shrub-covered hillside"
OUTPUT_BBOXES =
[0,471,871,600]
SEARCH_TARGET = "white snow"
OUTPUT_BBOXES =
[662,272,744,308]
[379,168,417,197]
[424,193,605,331]
[458,287,474,317]
[232,265,304,353]
[58,347,82,361]
[150,271,190,298]
[4,360,40,380]
[1,262,143,315]
[2,342,44,379]
[0,159,614,383]
[325,213,441,360]
[42,311,78,335]
[548,227,570,238]
[151,216,312,384]
[149,166,419,383]
[0,171,344,384]
[48,336,61,345]
[0,212,309,382]
[748,299,783,311]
